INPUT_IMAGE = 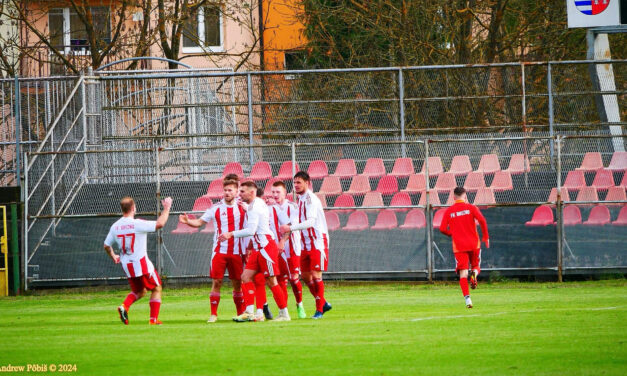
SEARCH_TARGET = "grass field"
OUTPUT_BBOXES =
[0,280,626,375]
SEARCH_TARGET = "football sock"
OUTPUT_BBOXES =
[232,291,245,315]
[314,278,326,313]
[242,281,256,312]
[460,277,469,297]
[270,284,287,310]
[256,308,263,316]
[149,299,161,322]
[254,274,267,309]
[279,278,288,303]
[290,278,303,304]
[122,292,139,310]
[306,279,317,298]
[210,292,220,316]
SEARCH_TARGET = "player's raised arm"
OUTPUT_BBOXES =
[179,212,208,228]
[155,197,173,230]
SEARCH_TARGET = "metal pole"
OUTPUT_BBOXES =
[247,73,255,167]
[548,63,555,166]
[80,74,88,183]
[399,69,406,158]
[556,136,563,282]
[424,140,432,282]
[14,76,21,187]
[10,204,20,295]
[23,153,28,291]
[291,143,297,201]
[155,144,162,275]
[521,63,529,188]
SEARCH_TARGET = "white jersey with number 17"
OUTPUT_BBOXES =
[104,217,157,278]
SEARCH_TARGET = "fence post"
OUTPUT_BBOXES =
[548,63,555,166]
[424,140,432,282]
[521,63,529,188]
[23,153,28,291]
[399,69,406,158]
[80,74,88,184]
[556,136,563,282]
[291,143,297,201]
[13,76,21,188]
[247,73,255,167]
[155,145,163,275]
[10,204,20,295]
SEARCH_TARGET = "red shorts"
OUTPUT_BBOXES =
[454,249,482,274]
[128,270,161,293]
[245,239,281,277]
[301,235,329,273]
[278,252,301,279]
[210,250,244,280]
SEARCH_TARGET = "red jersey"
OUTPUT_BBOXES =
[439,200,489,253]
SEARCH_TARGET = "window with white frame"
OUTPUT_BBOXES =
[49,7,111,54]
[182,5,223,53]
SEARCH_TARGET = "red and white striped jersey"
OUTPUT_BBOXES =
[269,201,302,257]
[104,217,157,278]
[200,200,246,255]
[296,189,329,251]
[233,197,275,251]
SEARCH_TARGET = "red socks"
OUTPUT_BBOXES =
[278,277,288,303]
[306,279,317,297]
[314,278,326,312]
[460,277,469,297]
[149,299,161,322]
[290,278,303,304]
[270,284,287,310]
[122,292,139,309]
[254,273,267,309]
[210,292,220,316]
[232,291,245,315]
[242,282,256,307]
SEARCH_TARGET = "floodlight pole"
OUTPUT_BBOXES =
[556,136,563,283]
[425,140,432,282]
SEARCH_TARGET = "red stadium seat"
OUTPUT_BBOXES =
[562,206,582,226]
[604,186,626,205]
[389,158,415,178]
[607,151,627,172]
[575,187,599,203]
[325,211,341,231]
[263,178,281,197]
[434,172,456,193]
[473,187,496,206]
[591,169,614,191]
[248,161,273,181]
[463,171,485,192]
[308,160,329,180]
[576,152,604,172]
[525,205,554,227]
[583,205,611,226]
[402,174,427,194]
[448,155,472,176]
[418,191,441,206]
[505,154,531,175]
[346,175,371,196]
[277,161,300,180]
[343,211,369,231]
[548,187,570,203]
[318,176,343,197]
[432,208,447,228]
[562,170,586,191]
[332,159,357,179]
[375,176,399,195]
[444,190,456,206]
[362,192,384,212]
[172,214,199,234]
[206,179,224,199]
[490,171,513,192]
[192,195,213,212]
[222,162,244,179]
[390,192,412,212]
[612,206,627,226]
[399,209,426,229]
[371,210,398,230]
[420,156,444,177]
[622,172,627,188]
[315,193,328,208]
[333,194,356,213]
[362,158,386,178]
[476,154,501,175]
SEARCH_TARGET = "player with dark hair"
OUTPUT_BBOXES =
[220,181,290,322]
[104,196,172,325]
[280,171,332,319]
[439,187,490,308]
[179,179,247,322]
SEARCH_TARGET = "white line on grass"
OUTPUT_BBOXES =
[411,306,621,322]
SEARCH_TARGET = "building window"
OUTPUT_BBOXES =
[49,7,111,54]
[182,5,223,53]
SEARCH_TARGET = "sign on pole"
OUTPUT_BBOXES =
[567,0,621,28]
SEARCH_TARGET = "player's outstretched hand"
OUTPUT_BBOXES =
[218,232,233,242]
[179,213,189,224]
[279,224,291,235]
[113,254,120,264]
[162,197,173,209]
[484,238,490,249]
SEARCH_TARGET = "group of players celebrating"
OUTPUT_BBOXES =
[104,171,331,325]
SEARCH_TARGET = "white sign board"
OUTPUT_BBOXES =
[567,0,621,28]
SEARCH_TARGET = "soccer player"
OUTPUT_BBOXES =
[269,180,306,318]
[219,181,290,322]
[104,196,173,325]
[279,171,332,319]
[178,179,247,323]
[439,187,490,309]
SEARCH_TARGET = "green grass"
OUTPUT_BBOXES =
[0,280,626,375]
